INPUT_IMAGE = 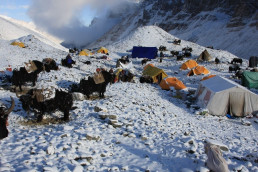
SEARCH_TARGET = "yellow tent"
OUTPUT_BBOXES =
[142,64,168,83]
[11,41,25,48]
[97,47,108,54]
[180,60,198,70]
[160,77,186,90]
[187,65,210,76]
[79,49,93,56]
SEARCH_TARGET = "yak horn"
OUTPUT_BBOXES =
[5,97,15,115]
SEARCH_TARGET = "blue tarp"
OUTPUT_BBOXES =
[132,46,158,59]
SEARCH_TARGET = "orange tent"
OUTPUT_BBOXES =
[201,75,216,81]
[180,60,198,70]
[160,77,186,90]
[187,65,210,76]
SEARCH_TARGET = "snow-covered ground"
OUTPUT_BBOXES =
[0,25,257,172]
[0,15,66,52]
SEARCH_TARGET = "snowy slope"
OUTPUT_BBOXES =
[0,15,67,52]
[0,26,257,172]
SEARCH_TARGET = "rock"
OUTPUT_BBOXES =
[72,92,85,101]
[99,114,107,119]
[109,119,118,124]
[241,119,251,126]
[61,134,68,138]
[46,146,55,155]
[86,134,101,141]
[94,106,103,112]
[141,136,148,141]
[108,115,117,119]
[112,122,123,128]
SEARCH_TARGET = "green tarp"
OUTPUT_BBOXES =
[242,71,258,89]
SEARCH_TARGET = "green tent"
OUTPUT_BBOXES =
[242,71,258,89]
[142,64,168,83]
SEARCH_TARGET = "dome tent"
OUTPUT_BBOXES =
[159,77,186,90]
[180,59,198,70]
[11,41,25,48]
[197,49,212,62]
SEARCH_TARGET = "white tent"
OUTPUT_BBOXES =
[195,76,258,116]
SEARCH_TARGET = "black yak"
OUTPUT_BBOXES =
[12,67,39,91]
[77,70,114,98]
[231,58,243,65]
[0,97,15,140]
[170,51,179,57]
[140,76,153,83]
[116,56,130,68]
[42,58,59,72]
[173,39,181,45]
[215,58,220,64]
[12,60,58,91]
[141,58,151,65]
[19,89,74,122]
[182,47,193,52]
[229,64,240,73]
[159,46,167,51]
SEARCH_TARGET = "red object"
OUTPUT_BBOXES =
[96,68,101,72]
[6,65,12,72]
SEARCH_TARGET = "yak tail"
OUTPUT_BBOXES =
[71,106,77,110]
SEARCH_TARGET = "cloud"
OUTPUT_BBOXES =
[0,5,29,10]
[27,0,137,47]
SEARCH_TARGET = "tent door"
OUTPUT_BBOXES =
[229,92,245,117]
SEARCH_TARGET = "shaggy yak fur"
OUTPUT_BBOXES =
[12,67,39,91]
[170,51,179,57]
[19,89,73,122]
[159,46,167,51]
[140,76,153,83]
[141,58,151,65]
[173,39,181,45]
[77,70,114,98]
[12,60,58,91]
[182,47,193,52]
[0,97,15,140]
[231,58,243,65]
[229,64,240,73]
[215,58,220,64]
[42,58,59,72]
[177,55,184,61]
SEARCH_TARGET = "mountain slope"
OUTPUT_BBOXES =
[0,24,257,171]
[0,15,67,51]
[89,0,258,59]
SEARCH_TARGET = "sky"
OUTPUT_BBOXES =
[0,0,95,25]
[0,0,31,22]
[0,0,138,47]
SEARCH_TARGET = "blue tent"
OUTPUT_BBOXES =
[132,46,158,59]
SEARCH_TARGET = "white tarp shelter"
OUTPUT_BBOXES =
[195,76,258,116]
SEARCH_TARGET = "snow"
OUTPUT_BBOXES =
[0,19,258,172]
[0,15,67,52]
